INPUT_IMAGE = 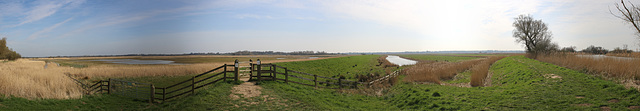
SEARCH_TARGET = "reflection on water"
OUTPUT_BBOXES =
[576,55,637,60]
[386,55,417,66]
[88,59,181,65]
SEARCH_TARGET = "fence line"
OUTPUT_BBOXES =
[67,60,400,103]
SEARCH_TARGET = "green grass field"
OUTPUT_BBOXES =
[273,55,388,81]
[386,56,640,110]
[2,55,639,110]
[399,54,481,62]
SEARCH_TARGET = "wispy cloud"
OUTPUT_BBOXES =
[28,17,73,40]
[235,14,274,19]
[14,0,84,27]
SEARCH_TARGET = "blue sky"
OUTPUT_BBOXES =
[1,0,639,57]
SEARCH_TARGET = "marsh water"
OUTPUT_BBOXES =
[88,59,181,65]
[576,55,637,60]
[386,55,417,66]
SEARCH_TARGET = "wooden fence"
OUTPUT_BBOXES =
[152,64,236,102]
[66,60,400,103]
[250,63,362,89]
[65,73,109,95]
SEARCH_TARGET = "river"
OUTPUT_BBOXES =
[87,59,182,65]
[575,55,637,60]
[385,55,417,66]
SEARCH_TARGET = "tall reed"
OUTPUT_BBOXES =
[469,56,506,87]
[403,59,484,84]
[0,59,82,99]
[537,53,640,80]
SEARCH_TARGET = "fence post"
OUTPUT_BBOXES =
[249,63,253,80]
[352,82,357,88]
[162,88,165,101]
[284,68,288,83]
[108,79,111,94]
[234,59,239,81]
[257,64,262,83]
[272,65,276,81]
[339,79,342,89]
[314,75,317,88]
[224,64,227,81]
[191,77,195,95]
[150,84,155,104]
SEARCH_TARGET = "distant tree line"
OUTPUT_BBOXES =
[0,37,21,60]
[230,50,333,55]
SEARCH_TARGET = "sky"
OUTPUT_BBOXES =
[1,0,639,57]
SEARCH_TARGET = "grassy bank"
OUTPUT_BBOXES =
[274,55,388,81]
[3,55,639,110]
[388,56,640,110]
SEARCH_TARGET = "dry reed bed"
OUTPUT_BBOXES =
[1,56,336,99]
[0,59,82,99]
[537,54,640,80]
[403,59,484,84]
[469,56,507,87]
[607,52,640,58]
[70,63,226,79]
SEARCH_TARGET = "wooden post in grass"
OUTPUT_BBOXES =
[162,88,165,101]
[107,79,111,94]
[150,84,155,104]
[272,65,276,81]
[339,78,342,89]
[284,68,288,83]
[257,59,262,84]
[234,59,239,81]
[223,64,227,81]
[314,75,317,88]
[352,82,357,88]
[191,77,195,95]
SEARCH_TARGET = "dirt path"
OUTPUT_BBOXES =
[229,71,261,100]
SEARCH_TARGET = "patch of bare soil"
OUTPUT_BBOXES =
[575,96,585,98]
[229,81,262,100]
[620,79,640,92]
[629,106,640,110]
[608,99,619,103]
[544,74,562,79]
[483,71,494,87]
[600,106,611,111]
[441,83,471,88]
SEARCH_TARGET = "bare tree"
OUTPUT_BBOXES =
[611,0,640,37]
[512,14,556,56]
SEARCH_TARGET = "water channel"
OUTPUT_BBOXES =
[385,55,417,66]
[575,55,637,60]
[87,59,181,65]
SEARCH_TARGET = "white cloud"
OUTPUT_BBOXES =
[13,0,84,27]
[28,17,73,40]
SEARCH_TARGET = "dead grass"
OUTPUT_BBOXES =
[470,56,506,87]
[403,59,484,84]
[0,59,82,99]
[537,53,640,80]
[1,56,338,99]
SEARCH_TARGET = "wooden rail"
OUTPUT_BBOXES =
[65,59,400,103]
[251,63,360,89]
[153,64,235,102]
